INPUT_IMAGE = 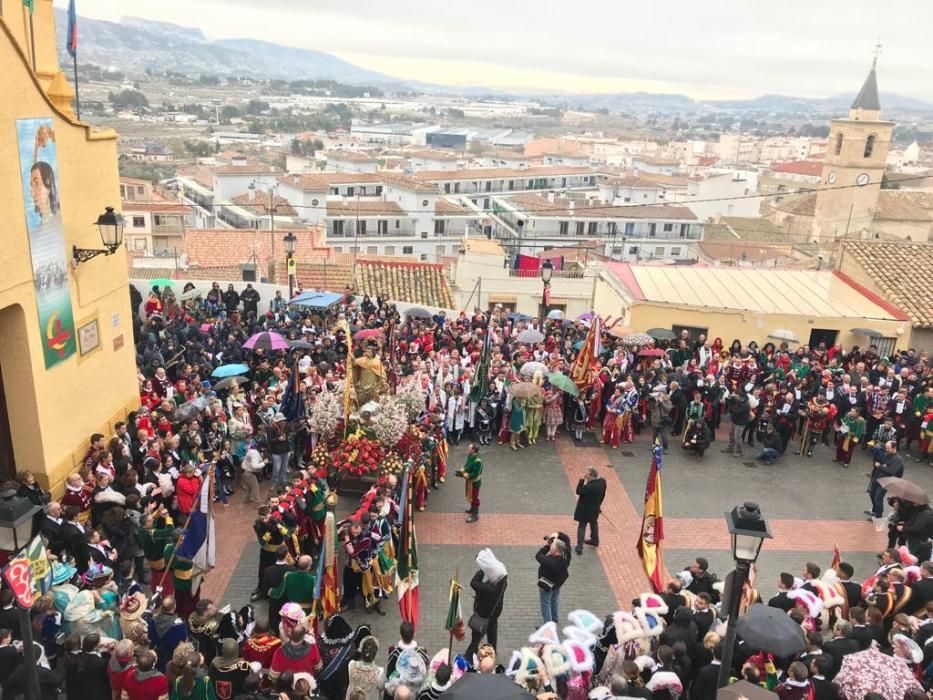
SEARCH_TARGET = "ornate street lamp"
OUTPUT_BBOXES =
[718,502,772,688]
[73,206,125,267]
[283,232,297,299]
[540,259,553,327]
[0,490,42,700]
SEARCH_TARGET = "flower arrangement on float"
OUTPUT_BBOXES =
[330,431,385,478]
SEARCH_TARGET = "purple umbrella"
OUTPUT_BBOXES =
[576,312,595,321]
[243,331,290,352]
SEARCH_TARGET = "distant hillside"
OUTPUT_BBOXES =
[53,10,399,86]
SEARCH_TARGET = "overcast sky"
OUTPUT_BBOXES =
[53,0,933,100]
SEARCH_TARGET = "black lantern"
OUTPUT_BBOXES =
[540,259,554,285]
[0,490,40,553]
[73,206,125,267]
[283,232,297,255]
[725,501,772,563]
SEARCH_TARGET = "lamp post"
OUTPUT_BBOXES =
[718,502,772,689]
[283,232,297,299]
[72,207,125,267]
[0,490,42,700]
[540,259,553,328]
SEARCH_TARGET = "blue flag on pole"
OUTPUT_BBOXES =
[66,0,78,58]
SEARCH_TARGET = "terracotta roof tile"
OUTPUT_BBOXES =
[183,227,329,268]
[846,241,933,328]
[770,160,824,177]
[874,191,933,222]
[322,150,379,162]
[775,193,817,216]
[214,164,282,176]
[353,259,453,309]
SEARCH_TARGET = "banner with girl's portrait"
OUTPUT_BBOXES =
[16,117,77,368]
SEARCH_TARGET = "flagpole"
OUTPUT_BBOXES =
[447,570,459,665]
[72,46,80,120]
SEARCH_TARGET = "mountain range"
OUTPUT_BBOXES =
[55,10,933,114]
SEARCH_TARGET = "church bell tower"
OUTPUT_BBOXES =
[813,52,894,242]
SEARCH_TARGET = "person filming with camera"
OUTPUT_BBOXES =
[536,531,571,624]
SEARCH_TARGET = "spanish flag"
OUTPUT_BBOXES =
[636,441,665,593]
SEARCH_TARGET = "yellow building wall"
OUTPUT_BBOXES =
[0,7,139,493]
[623,303,905,349]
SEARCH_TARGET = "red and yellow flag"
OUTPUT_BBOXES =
[570,315,600,390]
[636,441,665,593]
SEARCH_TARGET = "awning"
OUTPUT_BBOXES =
[488,295,517,304]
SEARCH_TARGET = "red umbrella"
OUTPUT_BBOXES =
[353,329,385,342]
[638,348,667,358]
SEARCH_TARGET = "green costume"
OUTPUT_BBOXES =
[842,414,866,441]
[525,393,543,443]
[270,569,316,611]
[164,542,194,593]
[171,674,216,700]
[462,453,483,488]
[509,399,526,433]
[137,518,174,580]
[686,400,705,422]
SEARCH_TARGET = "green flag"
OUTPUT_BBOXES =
[469,329,492,402]
[23,0,35,14]
[445,579,465,640]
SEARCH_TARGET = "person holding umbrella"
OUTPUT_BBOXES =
[867,441,905,520]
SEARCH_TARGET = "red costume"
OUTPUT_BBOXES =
[121,668,169,700]
[241,633,283,672]
[175,473,202,516]
[268,642,322,683]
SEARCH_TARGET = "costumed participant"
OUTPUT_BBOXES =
[315,615,356,700]
[600,388,624,449]
[148,596,189,672]
[619,380,640,443]
[457,444,483,523]
[543,383,563,442]
[475,398,494,446]
[268,625,323,685]
[508,395,526,450]
[82,563,122,640]
[340,519,378,611]
[139,506,176,596]
[835,407,866,467]
[797,390,837,458]
[919,408,933,466]
[208,638,252,700]
[121,650,169,700]
[252,505,290,602]
[682,418,711,459]
[240,621,282,686]
[165,528,199,619]
[187,599,224,665]
[496,380,512,445]
[572,395,588,441]
[524,379,544,445]
[586,368,606,431]
[270,555,317,615]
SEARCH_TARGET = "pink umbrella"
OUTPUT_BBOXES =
[638,348,667,358]
[834,648,921,700]
[354,329,385,342]
[243,331,290,352]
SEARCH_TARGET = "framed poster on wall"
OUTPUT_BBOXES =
[78,319,100,356]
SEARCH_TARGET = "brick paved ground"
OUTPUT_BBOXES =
[212,422,929,657]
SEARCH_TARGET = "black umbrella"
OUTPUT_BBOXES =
[405,307,433,320]
[736,603,806,658]
[213,376,249,391]
[288,339,315,350]
[441,673,534,700]
[646,328,676,340]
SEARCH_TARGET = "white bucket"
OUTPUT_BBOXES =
[872,517,886,532]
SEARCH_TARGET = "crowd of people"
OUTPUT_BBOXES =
[0,280,930,700]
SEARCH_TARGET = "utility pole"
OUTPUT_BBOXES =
[352,189,361,280]
[268,183,278,284]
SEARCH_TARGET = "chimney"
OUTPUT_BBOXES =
[247,184,256,202]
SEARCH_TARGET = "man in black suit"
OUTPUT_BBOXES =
[768,572,796,612]
[79,633,112,700]
[0,592,21,640]
[38,501,65,557]
[834,562,863,611]
[798,631,826,671]
[59,506,87,571]
[690,641,723,700]
[573,466,606,555]
[686,557,720,604]
[903,560,933,615]
[848,607,874,650]
[260,545,293,631]
[822,620,860,680]
[809,656,839,700]
[692,592,716,638]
